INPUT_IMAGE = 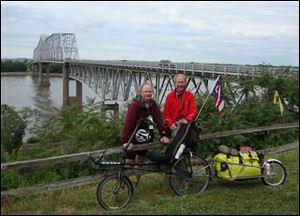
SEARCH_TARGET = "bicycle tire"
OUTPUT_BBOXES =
[261,160,287,186]
[168,152,210,196]
[96,173,133,210]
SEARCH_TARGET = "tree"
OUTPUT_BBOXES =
[1,104,26,158]
[1,59,28,72]
[49,63,63,73]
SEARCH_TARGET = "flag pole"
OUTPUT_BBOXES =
[195,75,220,122]
[195,92,210,122]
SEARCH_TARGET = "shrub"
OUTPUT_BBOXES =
[1,104,26,158]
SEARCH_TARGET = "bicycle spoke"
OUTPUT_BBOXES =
[97,174,133,210]
[169,153,210,196]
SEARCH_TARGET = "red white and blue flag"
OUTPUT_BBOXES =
[210,76,225,113]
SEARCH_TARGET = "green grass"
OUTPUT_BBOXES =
[1,149,299,215]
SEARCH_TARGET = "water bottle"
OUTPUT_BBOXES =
[175,144,186,159]
[265,163,271,175]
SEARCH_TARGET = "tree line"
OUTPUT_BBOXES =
[1,59,29,72]
[1,59,63,73]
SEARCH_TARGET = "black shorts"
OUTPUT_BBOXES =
[124,150,147,160]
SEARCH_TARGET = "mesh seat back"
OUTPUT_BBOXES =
[146,121,199,163]
[165,123,191,156]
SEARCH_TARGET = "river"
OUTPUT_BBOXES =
[1,74,101,111]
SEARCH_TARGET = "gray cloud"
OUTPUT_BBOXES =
[1,1,299,66]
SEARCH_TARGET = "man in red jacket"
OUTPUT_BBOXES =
[163,73,197,136]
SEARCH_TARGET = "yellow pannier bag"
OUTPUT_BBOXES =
[213,151,261,179]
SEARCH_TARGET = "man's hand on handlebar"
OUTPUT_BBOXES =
[160,136,170,145]
[170,123,177,131]
[170,118,189,131]
[123,143,134,151]
[179,118,189,124]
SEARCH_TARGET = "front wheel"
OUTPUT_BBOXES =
[261,160,287,186]
[168,152,210,196]
[96,173,133,210]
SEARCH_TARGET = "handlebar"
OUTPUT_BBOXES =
[87,152,104,165]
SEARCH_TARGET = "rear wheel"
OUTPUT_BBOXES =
[261,160,287,186]
[169,152,210,196]
[96,173,133,210]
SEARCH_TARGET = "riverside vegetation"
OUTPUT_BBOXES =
[1,66,299,213]
[1,58,63,73]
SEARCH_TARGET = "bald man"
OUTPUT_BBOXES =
[121,83,170,186]
[163,74,197,135]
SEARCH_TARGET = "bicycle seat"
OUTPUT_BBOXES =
[146,121,199,163]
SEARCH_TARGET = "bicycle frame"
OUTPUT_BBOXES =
[88,145,286,211]
[88,152,173,174]
[89,149,207,210]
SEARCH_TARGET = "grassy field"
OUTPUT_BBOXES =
[1,149,299,215]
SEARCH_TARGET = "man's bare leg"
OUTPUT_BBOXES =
[125,158,134,168]
[134,155,145,187]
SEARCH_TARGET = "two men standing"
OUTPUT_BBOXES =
[121,73,197,185]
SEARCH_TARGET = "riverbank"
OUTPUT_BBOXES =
[1,72,62,77]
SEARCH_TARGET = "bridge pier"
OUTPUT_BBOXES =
[30,63,39,77]
[38,62,50,86]
[63,62,82,109]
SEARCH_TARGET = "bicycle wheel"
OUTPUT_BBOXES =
[169,152,210,196]
[96,173,133,210]
[261,160,287,186]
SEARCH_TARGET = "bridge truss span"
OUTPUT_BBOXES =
[33,33,79,62]
[67,62,209,105]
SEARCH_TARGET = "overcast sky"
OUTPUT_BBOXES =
[1,1,299,66]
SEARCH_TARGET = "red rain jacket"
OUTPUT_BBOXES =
[163,89,197,128]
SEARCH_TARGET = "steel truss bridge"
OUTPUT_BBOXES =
[33,33,79,62]
[32,33,299,105]
[67,60,213,105]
